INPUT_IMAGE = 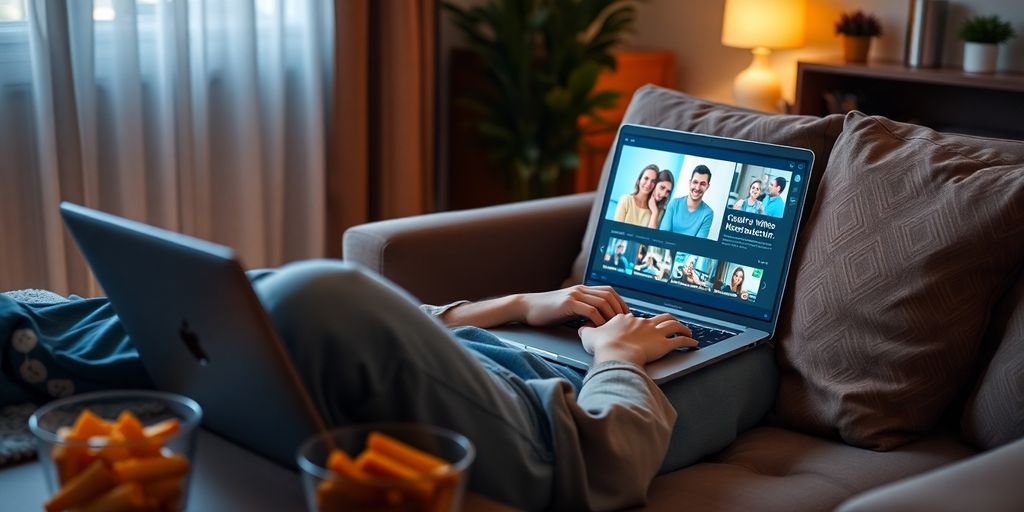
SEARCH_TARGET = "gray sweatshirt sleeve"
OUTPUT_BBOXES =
[532,360,677,511]
[420,301,676,509]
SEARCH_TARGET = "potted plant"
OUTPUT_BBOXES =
[835,10,882,64]
[958,15,1016,73]
[444,0,635,200]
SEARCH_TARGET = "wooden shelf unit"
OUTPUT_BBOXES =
[795,61,1024,140]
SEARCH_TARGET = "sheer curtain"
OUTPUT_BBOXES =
[0,0,333,295]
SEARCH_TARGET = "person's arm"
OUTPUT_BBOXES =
[436,285,630,329]
[537,313,696,509]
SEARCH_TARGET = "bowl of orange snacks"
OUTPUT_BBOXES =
[297,423,475,512]
[28,389,202,512]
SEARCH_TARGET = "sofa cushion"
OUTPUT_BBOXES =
[775,111,1024,450]
[961,271,1024,449]
[566,85,845,285]
[640,426,975,512]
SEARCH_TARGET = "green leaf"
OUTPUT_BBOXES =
[567,61,601,97]
[544,87,572,111]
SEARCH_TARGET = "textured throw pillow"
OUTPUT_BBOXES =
[775,111,1024,450]
[961,272,1024,449]
[565,85,845,285]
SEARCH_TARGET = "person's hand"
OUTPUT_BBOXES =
[579,313,696,367]
[515,285,629,327]
[648,193,660,213]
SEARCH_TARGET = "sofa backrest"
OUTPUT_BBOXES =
[566,85,845,285]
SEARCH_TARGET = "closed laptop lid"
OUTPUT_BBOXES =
[59,202,325,467]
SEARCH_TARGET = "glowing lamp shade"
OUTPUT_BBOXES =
[721,0,806,112]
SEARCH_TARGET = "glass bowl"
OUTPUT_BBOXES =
[28,389,202,511]
[297,423,475,512]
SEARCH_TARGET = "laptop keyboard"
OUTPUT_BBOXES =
[565,310,736,350]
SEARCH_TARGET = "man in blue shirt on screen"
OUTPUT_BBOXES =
[763,176,787,218]
[660,165,714,238]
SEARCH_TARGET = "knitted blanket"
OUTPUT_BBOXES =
[0,290,69,467]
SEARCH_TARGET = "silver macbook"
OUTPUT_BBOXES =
[60,202,326,467]
[491,124,814,383]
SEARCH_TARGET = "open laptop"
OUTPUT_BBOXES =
[60,202,326,468]
[490,123,814,383]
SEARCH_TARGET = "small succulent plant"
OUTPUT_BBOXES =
[958,15,1016,44]
[835,10,882,37]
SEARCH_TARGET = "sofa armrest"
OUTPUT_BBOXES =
[837,436,1024,512]
[343,193,594,305]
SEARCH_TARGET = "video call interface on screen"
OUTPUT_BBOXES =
[588,133,809,322]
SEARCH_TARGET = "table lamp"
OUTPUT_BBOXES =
[721,0,806,112]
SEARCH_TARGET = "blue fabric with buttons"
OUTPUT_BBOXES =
[0,294,153,406]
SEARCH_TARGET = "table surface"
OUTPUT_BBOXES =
[0,429,516,511]
[1,429,307,510]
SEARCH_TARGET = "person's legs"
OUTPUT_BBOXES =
[250,260,555,510]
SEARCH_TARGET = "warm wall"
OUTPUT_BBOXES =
[628,0,1024,105]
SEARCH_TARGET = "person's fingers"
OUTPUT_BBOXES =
[570,302,604,326]
[574,291,616,320]
[656,320,694,340]
[610,287,629,314]
[582,286,627,315]
[588,285,629,315]
[667,334,698,349]
[650,312,678,324]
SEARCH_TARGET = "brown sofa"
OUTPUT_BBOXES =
[343,86,1024,511]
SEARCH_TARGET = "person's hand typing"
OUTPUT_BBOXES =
[514,285,628,327]
[579,313,696,367]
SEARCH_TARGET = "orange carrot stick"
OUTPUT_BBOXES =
[113,411,145,440]
[52,445,94,486]
[112,454,190,482]
[326,449,371,480]
[355,451,433,500]
[77,482,148,512]
[44,459,117,512]
[96,432,134,464]
[141,419,180,441]
[366,432,451,474]
[141,476,183,503]
[67,410,112,440]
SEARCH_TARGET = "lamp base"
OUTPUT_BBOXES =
[732,47,782,112]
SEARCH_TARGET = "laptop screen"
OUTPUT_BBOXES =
[584,124,813,326]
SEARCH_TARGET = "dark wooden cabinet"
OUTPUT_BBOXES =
[795,61,1024,140]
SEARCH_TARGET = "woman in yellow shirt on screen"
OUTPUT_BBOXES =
[614,165,675,228]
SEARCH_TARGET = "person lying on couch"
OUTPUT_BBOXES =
[1,261,776,510]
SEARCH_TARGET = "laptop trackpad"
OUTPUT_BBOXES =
[487,324,592,370]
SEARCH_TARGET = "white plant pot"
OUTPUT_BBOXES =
[963,42,998,73]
